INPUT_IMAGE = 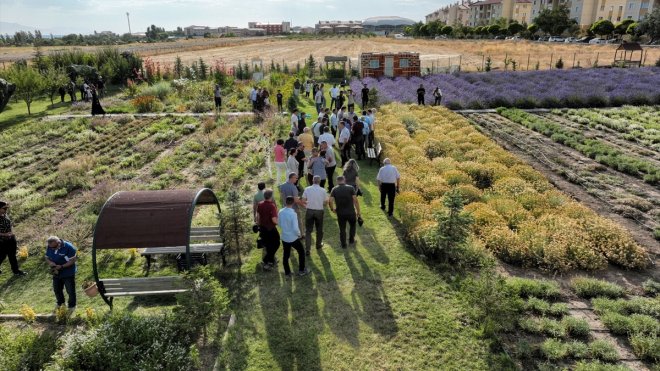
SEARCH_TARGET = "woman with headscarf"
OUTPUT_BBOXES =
[90,86,105,116]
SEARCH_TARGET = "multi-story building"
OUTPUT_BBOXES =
[184,25,220,37]
[426,2,472,26]
[468,0,533,26]
[247,22,291,35]
[315,20,363,34]
[569,0,658,27]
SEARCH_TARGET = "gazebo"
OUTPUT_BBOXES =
[613,42,643,67]
[92,188,223,308]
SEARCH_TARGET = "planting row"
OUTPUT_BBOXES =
[352,68,660,110]
[497,108,660,184]
[377,104,648,271]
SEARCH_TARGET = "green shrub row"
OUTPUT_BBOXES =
[519,315,591,338]
[497,108,660,184]
[570,277,625,299]
[592,297,660,318]
[540,338,619,362]
[507,277,562,300]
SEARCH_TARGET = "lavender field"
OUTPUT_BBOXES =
[353,68,660,110]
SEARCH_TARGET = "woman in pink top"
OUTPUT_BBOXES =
[274,139,287,183]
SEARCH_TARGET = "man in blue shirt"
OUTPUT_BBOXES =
[278,196,309,277]
[45,236,78,311]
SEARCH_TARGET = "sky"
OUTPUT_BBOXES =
[0,0,446,35]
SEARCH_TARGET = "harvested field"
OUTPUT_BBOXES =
[3,37,658,72]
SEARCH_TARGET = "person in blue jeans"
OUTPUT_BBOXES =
[45,236,78,311]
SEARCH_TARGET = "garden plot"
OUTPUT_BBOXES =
[0,113,277,313]
[464,111,660,253]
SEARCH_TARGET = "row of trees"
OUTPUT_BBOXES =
[0,25,186,47]
[408,7,660,42]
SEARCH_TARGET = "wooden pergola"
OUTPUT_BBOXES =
[613,42,643,67]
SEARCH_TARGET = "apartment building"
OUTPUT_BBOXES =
[468,0,533,26]
[247,22,291,35]
[569,0,658,27]
[426,2,472,26]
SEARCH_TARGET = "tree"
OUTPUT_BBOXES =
[7,65,45,115]
[306,54,316,78]
[527,23,539,34]
[487,24,502,35]
[613,19,636,37]
[507,22,525,35]
[590,19,615,38]
[145,25,166,41]
[431,190,473,262]
[43,66,70,105]
[534,5,575,35]
[441,25,453,35]
[174,56,183,78]
[637,7,660,43]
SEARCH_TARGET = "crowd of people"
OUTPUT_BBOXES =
[0,201,78,312]
[253,104,401,276]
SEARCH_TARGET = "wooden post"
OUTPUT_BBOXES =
[595,52,599,66]
[458,55,462,72]
[448,56,451,73]
[572,53,576,68]
[482,54,485,71]
[504,52,508,70]
[642,50,647,66]
[550,53,553,69]
[527,54,530,70]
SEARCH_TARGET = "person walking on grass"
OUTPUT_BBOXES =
[276,90,284,113]
[330,108,339,137]
[252,182,267,222]
[286,149,299,184]
[214,84,222,112]
[45,236,77,312]
[90,87,105,116]
[330,176,362,249]
[377,158,401,217]
[416,84,426,105]
[351,115,365,160]
[291,109,301,136]
[347,89,356,113]
[338,120,351,166]
[279,196,310,277]
[319,126,335,148]
[274,139,287,184]
[320,141,337,191]
[307,148,328,188]
[284,132,298,152]
[298,127,314,158]
[293,79,301,97]
[279,172,306,239]
[295,141,307,183]
[314,88,323,115]
[330,84,339,110]
[361,84,370,109]
[256,189,280,270]
[433,87,443,106]
[305,80,311,98]
[343,159,361,194]
[302,175,328,256]
[0,202,26,276]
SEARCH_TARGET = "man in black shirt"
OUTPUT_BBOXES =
[329,176,361,248]
[361,84,370,109]
[295,142,306,181]
[0,202,26,276]
[417,84,426,105]
[276,90,284,113]
[284,132,298,152]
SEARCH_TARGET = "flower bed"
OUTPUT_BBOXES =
[353,68,660,109]
[378,104,648,271]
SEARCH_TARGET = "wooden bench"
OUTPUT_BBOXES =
[140,226,224,270]
[99,276,187,298]
[366,141,382,166]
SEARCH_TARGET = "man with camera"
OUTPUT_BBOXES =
[329,176,362,249]
[45,236,77,312]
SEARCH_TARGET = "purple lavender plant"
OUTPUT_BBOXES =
[353,68,660,109]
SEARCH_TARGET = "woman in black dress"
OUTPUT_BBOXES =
[90,87,105,116]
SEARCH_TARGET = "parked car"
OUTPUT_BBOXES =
[549,36,565,42]
[589,38,605,44]
[494,35,506,40]
[538,36,549,42]
[564,37,577,43]
[576,36,594,43]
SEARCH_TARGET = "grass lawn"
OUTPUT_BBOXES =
[218,163,495,370]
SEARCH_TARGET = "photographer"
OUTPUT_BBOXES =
[0,201,27,276]
[45,236,77,311]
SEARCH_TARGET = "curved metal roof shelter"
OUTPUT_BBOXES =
[93,189,218,250]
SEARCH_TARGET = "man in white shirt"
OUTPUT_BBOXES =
[329,108,339,136]
[290,109,299,136]
[302,175,328,255]
[314,89,323,114]
[338,121,351,166]
[376,158,401,217]
[330,84,340,110]
[318,126,335,148]
[250,86,258,110]
[320,140,337,191]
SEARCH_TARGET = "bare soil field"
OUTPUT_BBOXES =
[2,37,658,72]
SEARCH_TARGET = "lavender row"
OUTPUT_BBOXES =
[352,68,660,110]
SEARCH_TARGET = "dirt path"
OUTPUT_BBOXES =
[465,112,660,260]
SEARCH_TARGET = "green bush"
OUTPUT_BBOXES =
[0,327,58,371]
[507,277,562,300]
[592,297,660,317]
[574,360,629,371]
[588,339,619,362]
[462,269,523,333]
[139,81,173,101]
[630,333,659,362]
[55,312,199,370]
[642,279,660,296]
[562,316,591,338]
[601,312,632,335]
[541,338,569,360]
[524,297,569,317]
[570,277,625,299]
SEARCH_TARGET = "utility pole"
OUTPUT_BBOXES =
[126,12,132,35]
